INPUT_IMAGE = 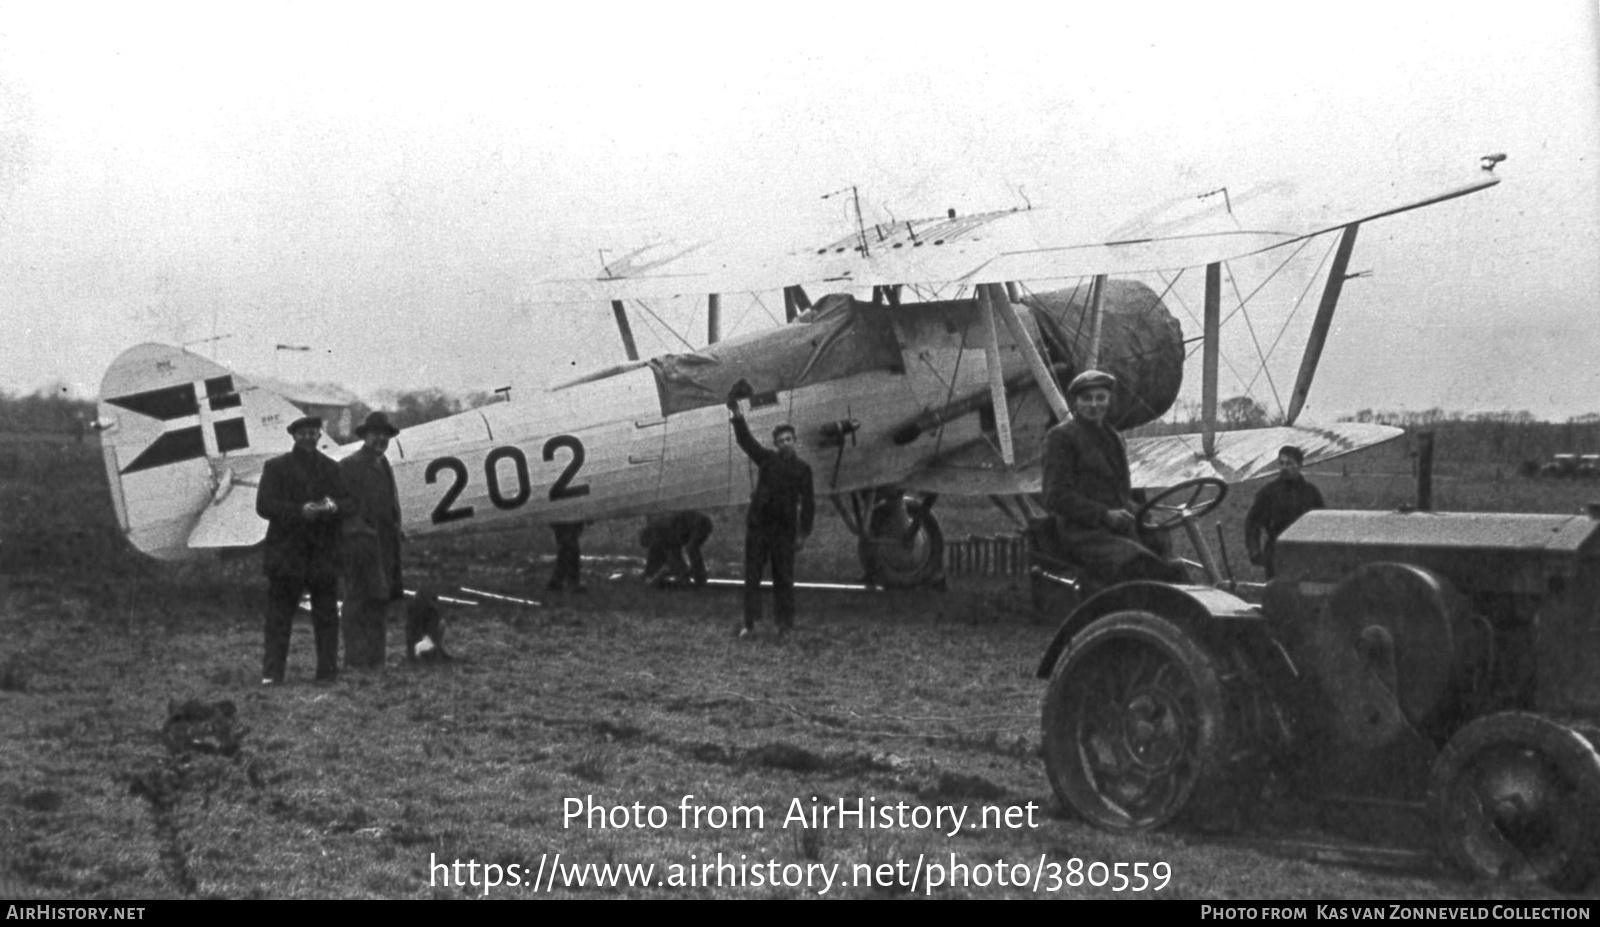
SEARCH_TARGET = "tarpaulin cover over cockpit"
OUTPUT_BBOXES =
[1024,279,1183,430]
[649,294,902,417]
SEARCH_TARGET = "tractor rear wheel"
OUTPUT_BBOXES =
[1430,712,1600,890]
[1041,610,1232,831]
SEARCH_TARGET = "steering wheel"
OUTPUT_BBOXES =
[1134,477,1229,534]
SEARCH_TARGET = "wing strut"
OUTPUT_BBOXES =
[1202,263,1221,457]
[989,283,1070,421]
[1085,274,1106,367]
[976,284,1015,465]
[707,293,721,344]
[611,300,640,361]
[1285,223,1359,424]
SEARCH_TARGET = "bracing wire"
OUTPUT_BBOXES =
[629,305,666,352]
[1227,263,1285,417]
[632,298,697,352]
[1159,270,1253,389]
[725,294,759,340]
[752,292,781,327]
[1244,233,1340,398]
[1218,236,1317,329]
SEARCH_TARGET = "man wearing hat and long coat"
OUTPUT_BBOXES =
[1041,370,1187,587]
[256,415,352,684]
[339,411,405,668]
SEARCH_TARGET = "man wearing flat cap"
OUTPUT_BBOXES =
[339,411,405,669]
[256,415,352,684]
[1040,370,1187,587]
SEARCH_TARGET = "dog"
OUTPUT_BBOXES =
[404,590,451,662]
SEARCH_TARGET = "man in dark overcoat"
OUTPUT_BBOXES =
[728,381,814,637]
[1041,370,1186,587]
[256,415,352,684]
[339,411,404,668]
[640,510,714,588]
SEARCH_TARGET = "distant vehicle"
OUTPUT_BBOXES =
[1534,454,1591,479]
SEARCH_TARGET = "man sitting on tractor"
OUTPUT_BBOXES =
[1039,370,1187,588]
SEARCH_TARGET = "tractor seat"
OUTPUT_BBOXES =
[1025,516,1102,621]
[1026,516,1092,576]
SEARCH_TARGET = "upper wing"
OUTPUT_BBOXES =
[525,168,1499,303]
[897,422,1402,497]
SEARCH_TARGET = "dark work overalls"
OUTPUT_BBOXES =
[732,415,814,630]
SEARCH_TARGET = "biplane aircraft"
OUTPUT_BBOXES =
[95,156,1505,587]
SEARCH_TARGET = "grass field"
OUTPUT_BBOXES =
[1,431,1596,899]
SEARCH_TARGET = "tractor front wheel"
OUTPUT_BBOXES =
[1041,610,1232,831]
[1431,712,1600,890]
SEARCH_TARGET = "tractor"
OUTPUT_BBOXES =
[1030,477,1600,890]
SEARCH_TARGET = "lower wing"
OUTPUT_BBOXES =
[898,422,1402,495]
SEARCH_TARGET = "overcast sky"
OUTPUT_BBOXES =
[1,2,1596,421]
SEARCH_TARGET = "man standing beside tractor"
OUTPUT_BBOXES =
[1244,445,1325,578]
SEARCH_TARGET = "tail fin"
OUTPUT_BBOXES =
[97,344,310,559]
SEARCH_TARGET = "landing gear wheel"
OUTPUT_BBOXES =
[1134,477,1228,535]
[858,493,944,589]
[1041,610,1230,831]
[1430,712,1600,890]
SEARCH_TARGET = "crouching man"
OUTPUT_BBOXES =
[641,511,714,588]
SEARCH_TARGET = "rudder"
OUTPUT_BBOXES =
[97,343,308,559]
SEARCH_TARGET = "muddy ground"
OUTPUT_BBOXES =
[1,433,1594,899]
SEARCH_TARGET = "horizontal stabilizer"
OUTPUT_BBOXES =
[187,478,267,549]
[98,343,311,559]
